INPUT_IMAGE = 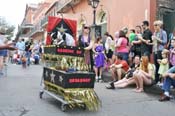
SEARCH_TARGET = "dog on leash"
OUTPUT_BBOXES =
[21,55,27,68]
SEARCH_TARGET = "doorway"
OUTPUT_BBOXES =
[163,11,175,39]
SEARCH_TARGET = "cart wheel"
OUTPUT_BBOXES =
[39,91,44,99]
[82,104,86,110]
[61,103,67,112]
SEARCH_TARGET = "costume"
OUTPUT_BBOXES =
[79,35,94,71]
[94,45,105,68]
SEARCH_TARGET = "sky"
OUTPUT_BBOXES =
[0,0,44,29]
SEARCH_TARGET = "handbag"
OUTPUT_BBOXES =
[125,69,135,79]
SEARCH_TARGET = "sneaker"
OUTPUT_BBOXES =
[157,82,163,88]
[159,94,170,102]
[106,82,115,89]
[98,76,103,83]
[98,78,104,83]
[95,76,99,82]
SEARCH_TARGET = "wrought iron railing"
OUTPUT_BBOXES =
[56,0,72,13]
[41,16,48,27]
[29,22,43,37]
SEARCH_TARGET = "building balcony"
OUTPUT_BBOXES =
[20,33,31,38]
[18,23,34,37]
[56,0,81,13]
[15,25,32,41]
[30,24,44,37]
[20,23,34,29]
[41,16,48,28]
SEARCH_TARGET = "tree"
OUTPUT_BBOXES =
[0,16,15,40]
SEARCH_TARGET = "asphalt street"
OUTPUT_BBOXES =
[0,64,175,116]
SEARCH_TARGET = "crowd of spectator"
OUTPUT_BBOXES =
[0,29,43,76]
[83,20,175,102]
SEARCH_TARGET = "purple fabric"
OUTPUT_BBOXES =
[170,48,175,66]
[94,45,105,68]
[81,35,90,47]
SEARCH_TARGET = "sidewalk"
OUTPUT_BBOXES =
[145,85,175,96]
[102,71,175,96]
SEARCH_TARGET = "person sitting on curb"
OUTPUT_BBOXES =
[109,53,129,82]
[133,55,156,93]
[159,66,175,102]
[106,55,140,89]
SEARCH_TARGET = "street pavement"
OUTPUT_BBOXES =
[0,64,175,116]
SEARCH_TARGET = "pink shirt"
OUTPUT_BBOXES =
[116,37,129,53]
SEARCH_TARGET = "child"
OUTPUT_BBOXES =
[157,49,169,84]
[21,55,27,68]
[12,51,18,64]
[93,36,106,82]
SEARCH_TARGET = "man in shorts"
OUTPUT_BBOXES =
[109,54,129,81]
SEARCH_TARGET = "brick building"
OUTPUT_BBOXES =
[30,2,51,43]
[16,4,38,41]
[16,0,56,41]
[16,0,175,43]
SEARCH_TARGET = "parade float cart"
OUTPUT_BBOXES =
[39,16,101,112]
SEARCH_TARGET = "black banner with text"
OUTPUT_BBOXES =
[43,67,95,88]
[44,46,84,57]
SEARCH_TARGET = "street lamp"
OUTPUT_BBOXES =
[88,0,100,26]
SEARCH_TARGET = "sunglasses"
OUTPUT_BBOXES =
[154,24,158,26]
[84,26,89,29]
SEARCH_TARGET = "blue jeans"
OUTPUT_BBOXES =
[25,51,31,66]
[162,66,175,92]
[117,52,129,62]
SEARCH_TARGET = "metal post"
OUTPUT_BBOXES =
[93,8,96,26]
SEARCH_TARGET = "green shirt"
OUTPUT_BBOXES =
[129,33,136,43]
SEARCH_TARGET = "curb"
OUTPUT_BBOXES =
[102,71,175,96]
[145,85,175,96]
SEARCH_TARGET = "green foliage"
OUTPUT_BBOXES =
[0,16,15,40]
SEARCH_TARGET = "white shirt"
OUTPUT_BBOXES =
[0,35,6,45]
[65,33,75,46]
[105,36,113,51]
